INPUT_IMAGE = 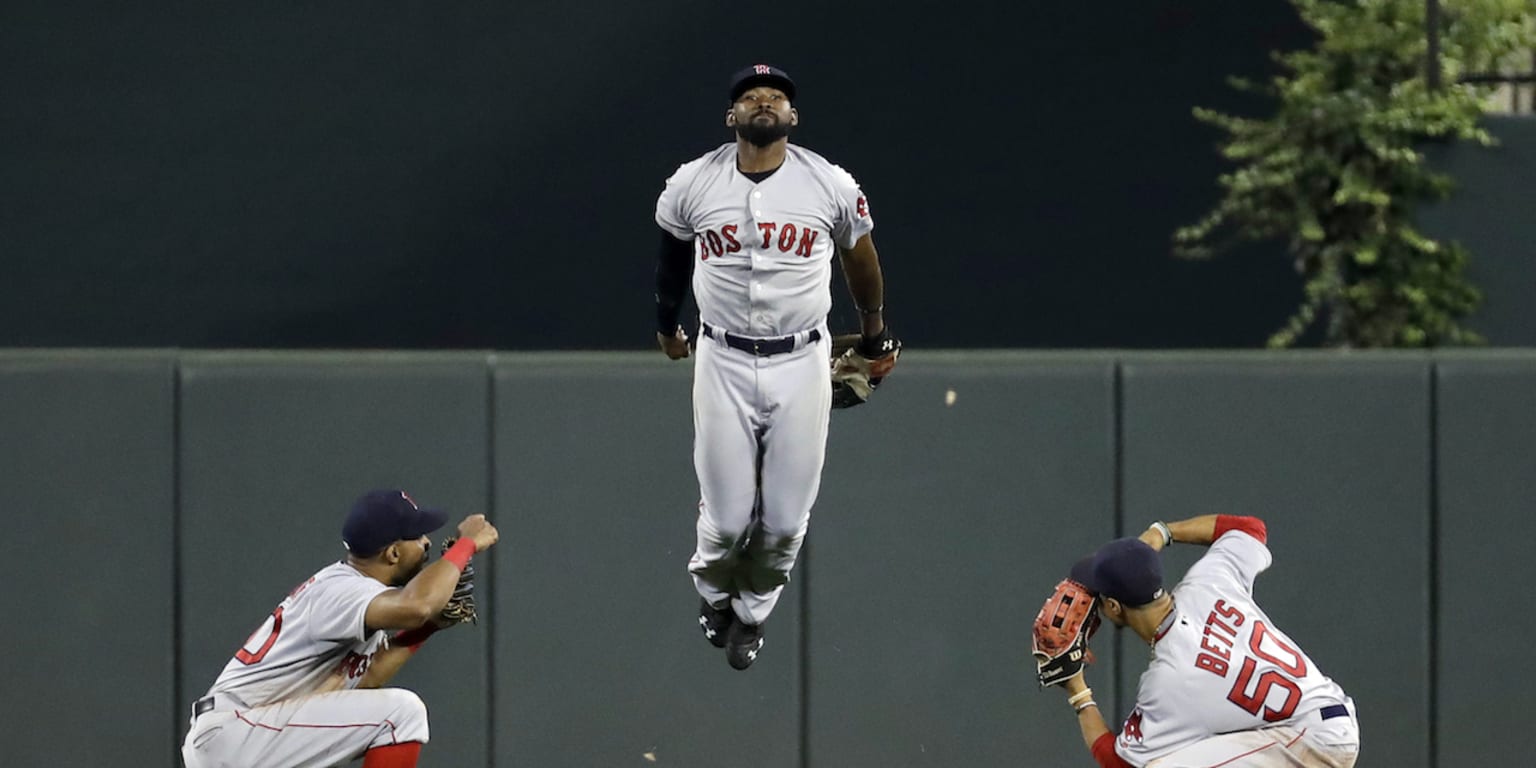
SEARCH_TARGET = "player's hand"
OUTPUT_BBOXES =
[658,327,691,360]
[456,514,499,552]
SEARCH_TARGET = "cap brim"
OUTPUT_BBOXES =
[731,74,795,102]
[405,507,449,539]
[1069,554,1099,595]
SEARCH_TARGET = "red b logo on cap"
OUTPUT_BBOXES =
[754,64,771,74]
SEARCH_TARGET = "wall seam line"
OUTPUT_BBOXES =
[800,537,812,768]
[170,353,184,766]
[1427,361,1440,768]
[1111,359,1126,720]
[485,354,498,768]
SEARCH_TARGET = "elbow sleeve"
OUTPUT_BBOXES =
[1214,515,1268,544]
[655,231,694,333]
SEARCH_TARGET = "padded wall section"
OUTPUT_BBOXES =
[1120,355,1430,768]
[491,354,804,768]
[0,351,176,766]
[1434,353,1536,766]
[8,348,1531,768]
[177,352,489,767]
[808,354,1118,767]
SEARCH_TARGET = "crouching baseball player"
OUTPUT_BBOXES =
[181,490,497,768]
[1031,515,1360,767]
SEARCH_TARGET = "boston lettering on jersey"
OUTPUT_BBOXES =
[696,222,822,260]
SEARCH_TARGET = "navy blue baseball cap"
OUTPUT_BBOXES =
[1070,537,1165,607]
[342,489,448,556]
[730,64,797,102]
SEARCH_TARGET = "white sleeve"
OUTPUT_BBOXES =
[305,576,390,643]
[1115,664,1204,765]
[655,162,699,241]
[1180,532,1273,597]
[827,164,874,250]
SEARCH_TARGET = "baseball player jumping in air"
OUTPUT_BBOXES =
[181,490,498,768]
[1036,516,1360,767]
[653,64,899,670]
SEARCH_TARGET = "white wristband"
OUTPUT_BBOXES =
[1068,687,1094,706]
[1151,521,1173,548]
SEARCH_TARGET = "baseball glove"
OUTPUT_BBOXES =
[830,329,901,409]
[438,538,478,625]
[1032,578,1100,687]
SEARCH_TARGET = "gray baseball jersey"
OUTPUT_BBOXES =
[1116,530,1352,765]
[203,562,390,706]
[656,140,872,627]
[656,142,873,338]
[182,562,430,768]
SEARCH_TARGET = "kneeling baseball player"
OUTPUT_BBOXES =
[182,490,497,768]
[1032,515,1360,767]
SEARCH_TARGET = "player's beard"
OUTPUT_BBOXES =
[736,113,792,147]
[393,555,428,587]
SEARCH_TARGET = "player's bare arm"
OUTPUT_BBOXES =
[1059,673,1123,765]
[364,515,498,632]
[355,645,413,689]
[838,233,886,339]
[1137,515,1222,551]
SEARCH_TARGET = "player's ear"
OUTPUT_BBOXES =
[383,542,401,565]
[1102,597,1122,619]
[789,107,799,126]
[725,109,736,127]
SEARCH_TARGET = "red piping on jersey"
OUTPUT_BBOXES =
[1214,515,1267,544]
[1204,740,1277,764]
[235,711,402,742]
[1101,724,1309,767]
[1092,732,1134,768]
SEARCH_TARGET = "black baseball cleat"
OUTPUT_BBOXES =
[726,620,764,670]
[699,598,733,649]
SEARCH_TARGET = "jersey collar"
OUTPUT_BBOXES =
[1152,598,1178,644]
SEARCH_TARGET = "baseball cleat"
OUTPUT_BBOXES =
[699,598,733,649]
[726,620,764,670]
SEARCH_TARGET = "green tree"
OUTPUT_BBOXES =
[1176,0,1534,347]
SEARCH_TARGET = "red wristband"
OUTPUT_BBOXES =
[443,536,475,571]
[394,622,440,652]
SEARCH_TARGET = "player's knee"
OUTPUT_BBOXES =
[697,512,749,546]
[755,528,806,557]
[375,688,430,745]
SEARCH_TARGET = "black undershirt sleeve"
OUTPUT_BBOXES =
[655,230,695,334]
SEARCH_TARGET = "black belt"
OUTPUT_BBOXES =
[701,324,820,357]
[193,695,239,721]
[1320,704,1349,720]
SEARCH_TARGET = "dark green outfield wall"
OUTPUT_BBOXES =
[4,349,1531,767]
